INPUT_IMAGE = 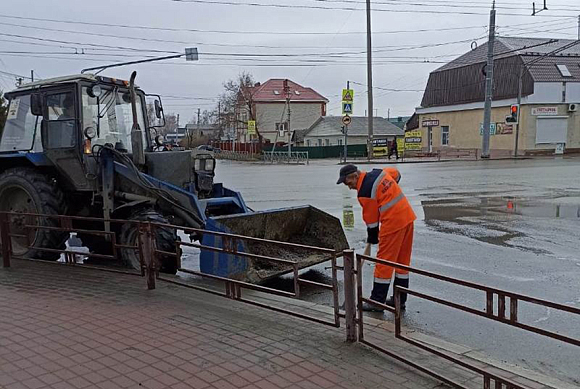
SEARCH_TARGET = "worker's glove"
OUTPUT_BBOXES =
[366,226,379,244]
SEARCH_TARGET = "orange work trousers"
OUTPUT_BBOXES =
[374,222,414,281]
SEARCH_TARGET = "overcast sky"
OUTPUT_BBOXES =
[0,0,578,123]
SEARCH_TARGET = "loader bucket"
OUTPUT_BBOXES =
[199,206,349,283]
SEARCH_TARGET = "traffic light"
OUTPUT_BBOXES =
[506,104,519,124]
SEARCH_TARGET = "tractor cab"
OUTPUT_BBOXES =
[1,74,216,197]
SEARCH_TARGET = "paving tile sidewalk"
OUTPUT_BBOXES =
[0,260,556,389]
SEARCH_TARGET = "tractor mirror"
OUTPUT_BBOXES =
[154,100,163,119]
[30,93,43,116]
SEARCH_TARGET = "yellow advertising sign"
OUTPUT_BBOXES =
[404,131,422,150]
[396,137,405,152]
[247,120,256,135]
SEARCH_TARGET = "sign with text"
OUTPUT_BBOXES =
[422,119,439,127]
[405,131,422,150]
[531,107,558,116]
[480,123,497,136]
[247,120,256,135]
[496,123,513,135]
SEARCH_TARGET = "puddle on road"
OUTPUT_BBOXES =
[422,194,580,253]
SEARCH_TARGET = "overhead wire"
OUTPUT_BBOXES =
[0,13,572,36]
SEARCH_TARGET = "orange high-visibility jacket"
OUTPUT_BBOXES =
[356,168,416,243]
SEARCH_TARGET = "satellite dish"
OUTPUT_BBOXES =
[471,41,478,51]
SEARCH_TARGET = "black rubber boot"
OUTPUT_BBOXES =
[386,276,409,310]
[362,282,390,312]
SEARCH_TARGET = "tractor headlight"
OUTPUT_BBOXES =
[205,159,214,171]
[87,85,102,98]
[84,126,97,139]
[194,159,201,171]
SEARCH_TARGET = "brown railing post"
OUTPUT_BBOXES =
[0,213,12,268]
[343,250,357,343]
[138,222,156,290]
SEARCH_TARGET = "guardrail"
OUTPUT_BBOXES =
[215,150,259,161]
[262,151,309,164]
[3,212,579,389]
[350,251,580,389]
[0,211,340,327]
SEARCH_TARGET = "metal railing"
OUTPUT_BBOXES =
[262,151,309,164]
[349,251,580,389]
[3,212,579,389]
[215,150,259,161]
[154,222,341,328]
[0,211,341,326]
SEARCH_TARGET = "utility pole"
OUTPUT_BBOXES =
[176,114,180,145]
[366,0,374,160]
[481,1,496,159]
[30,70,34,83]
[284,79,291,159]
[578,15,580,40]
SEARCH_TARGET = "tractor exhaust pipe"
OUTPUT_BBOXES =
[129,71,146,167]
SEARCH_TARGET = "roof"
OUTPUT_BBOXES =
[436,36,580,82]
[13,74,98,92]
[305,116,404,137]
[420,36,580,108]
[406,113,419,131]
[388,116,411,129]
[245,79,328,103]
[292,128,310,143]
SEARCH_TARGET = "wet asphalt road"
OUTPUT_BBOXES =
[210,156,580,385]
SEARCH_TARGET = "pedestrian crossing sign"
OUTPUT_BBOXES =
[342,102,353,115]
[342,89,354,102]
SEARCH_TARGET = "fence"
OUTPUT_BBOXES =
[2,212,579,389]
[0,211,340,326]
[351,251,580,389]
[215,150,259,161]
[262,151,309,164]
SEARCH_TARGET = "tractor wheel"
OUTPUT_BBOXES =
[0,168,69,260]
[119,210,178,274]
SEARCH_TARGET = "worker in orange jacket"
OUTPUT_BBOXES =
[337,164,416,311]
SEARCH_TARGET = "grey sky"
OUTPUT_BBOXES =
[0,0,578,123]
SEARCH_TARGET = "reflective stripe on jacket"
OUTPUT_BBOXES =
[356,168,416,238]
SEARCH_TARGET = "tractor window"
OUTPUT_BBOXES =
[44,92,77,149]
[0,94,40,152]
[82,87,147,153]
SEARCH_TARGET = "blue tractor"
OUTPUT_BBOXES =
[0,72,348,281]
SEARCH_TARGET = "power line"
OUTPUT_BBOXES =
[168,0,578,17]
[0,32,177,53]
[0,13,574,39]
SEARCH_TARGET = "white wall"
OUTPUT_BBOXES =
[256,102,324,142]
[527,83,564,104]
[566,83,580,103]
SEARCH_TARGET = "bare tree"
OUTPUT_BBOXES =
[217,72,264,146]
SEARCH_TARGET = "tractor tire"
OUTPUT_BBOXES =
[0,168,69,261]
[119,210,178,274]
